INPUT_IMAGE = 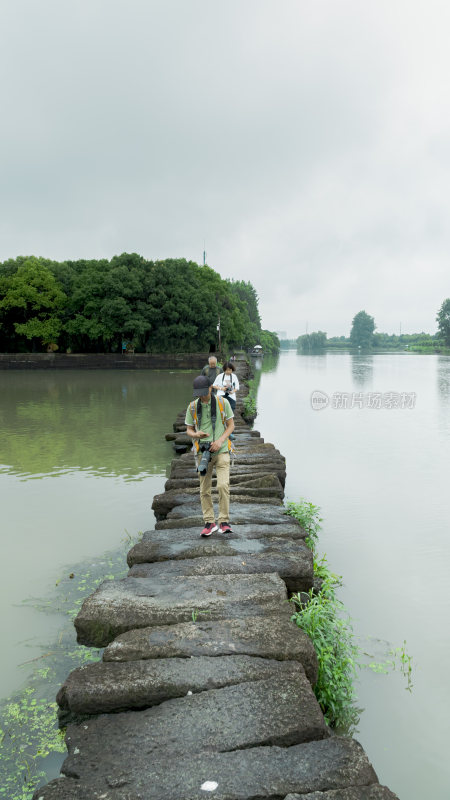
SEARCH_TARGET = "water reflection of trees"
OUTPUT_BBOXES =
[247,353,280,399]
[351,354,374,387]
[261,353,280,374]
[437,356,450,401]
[0,371,195,480]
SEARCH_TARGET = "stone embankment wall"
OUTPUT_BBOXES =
[34,358,399,800]
[0,353,211,369]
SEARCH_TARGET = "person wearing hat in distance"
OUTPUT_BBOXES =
[185,375,234,537]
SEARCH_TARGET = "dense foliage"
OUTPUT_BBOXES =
[0,255,279,354]
[436,298,450,346]
[258,329,280,354]
[326,331,443,350]
[350,310,376,348]
[297,331,327,352]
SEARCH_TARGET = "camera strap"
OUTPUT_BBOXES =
[196,395,216,441]
[222,373,235,391]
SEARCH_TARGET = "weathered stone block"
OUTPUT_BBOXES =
[127,549,313,594]
[60,677,329,782]
[75,572,288,647]
[127,527,307,566]
[285,787,399,800]
[57,655,313,716]
[164,471,278,490]
[33,738,378,800]
[152,484,285,518]
[156,503,293,528]
[103,614,318,685]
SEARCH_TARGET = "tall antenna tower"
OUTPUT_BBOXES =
[203,240,206,266]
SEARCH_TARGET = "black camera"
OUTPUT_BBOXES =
[198,442,212,475]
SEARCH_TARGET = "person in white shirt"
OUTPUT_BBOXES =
[213,361,240,412]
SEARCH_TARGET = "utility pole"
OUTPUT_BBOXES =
[203,240,206,266]
[217,315,221,353]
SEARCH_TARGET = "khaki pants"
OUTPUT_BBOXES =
[199,452,230,524]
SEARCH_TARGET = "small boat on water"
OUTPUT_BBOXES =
[249,344,264,356]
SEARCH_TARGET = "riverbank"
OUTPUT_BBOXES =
[0,353,212,369]
[32,357,398,800]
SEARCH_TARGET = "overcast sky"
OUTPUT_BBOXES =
[1,0,449,337]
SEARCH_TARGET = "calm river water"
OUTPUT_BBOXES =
[0,356,449,799]
[256,350,450,800]
[0,370,196,698]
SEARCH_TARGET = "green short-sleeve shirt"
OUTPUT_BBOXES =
[185,396,234,455]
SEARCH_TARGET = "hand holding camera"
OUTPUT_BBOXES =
[198,442,212,475]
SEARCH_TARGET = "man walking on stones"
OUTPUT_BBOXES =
[201,355,222,392]
[185,375,234,537]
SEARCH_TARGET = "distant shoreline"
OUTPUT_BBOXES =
[280,346,450,355]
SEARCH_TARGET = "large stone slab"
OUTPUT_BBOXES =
[171,452,285,470]
[158,496,284,525]
[60,677,329,782]
[286,787,399,800]
[127,549,313,593]
[127,526,306,565]
[170,459,285,474]
[57,655,312,716]
[102,614,318,685]
[166,501,287,521]
[169,461,287,486]
[75,572,288,647]
[33,738,378,800]
[152,484,284,518]
[165,471,278,490]
[156,503,293,529]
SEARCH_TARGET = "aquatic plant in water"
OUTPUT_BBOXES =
[0,533,142,799]
[285,498,413,732]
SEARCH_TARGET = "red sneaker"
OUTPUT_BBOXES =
[200,522,217,537]
[219,522,233,533]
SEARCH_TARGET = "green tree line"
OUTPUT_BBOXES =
[0,254,279,354]
[294,301,450,351]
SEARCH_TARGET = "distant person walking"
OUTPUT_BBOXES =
[213,361,240,412]
[201,355,222,392]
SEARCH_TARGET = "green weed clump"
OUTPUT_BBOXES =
[291,563,360,731]
[286,499,359,730]
[242,377,258,420]
[285,498,413,732]
[0,685,65,800]
[243,394,257,418]
[285,499,322,550]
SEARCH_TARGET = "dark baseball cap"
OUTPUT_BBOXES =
[192,375,211,397]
